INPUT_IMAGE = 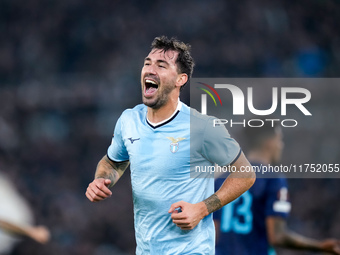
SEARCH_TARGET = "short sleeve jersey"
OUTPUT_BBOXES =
[107,102,241,255]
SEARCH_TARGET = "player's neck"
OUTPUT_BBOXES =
[247,150,272,165]
[147,97,179,123]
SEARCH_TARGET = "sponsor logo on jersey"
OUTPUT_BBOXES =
[128,137,140,144]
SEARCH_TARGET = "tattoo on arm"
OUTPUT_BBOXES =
[94,156,129,188]
[203,194,222,214]
[109,160,130,172]
[95,170,117,187]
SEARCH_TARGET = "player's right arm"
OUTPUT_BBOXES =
[86,112,130,202]
[85,155,129,202]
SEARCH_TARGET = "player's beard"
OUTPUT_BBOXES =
[142,81,176,109]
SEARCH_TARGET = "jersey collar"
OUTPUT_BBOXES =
[146,100,182,129]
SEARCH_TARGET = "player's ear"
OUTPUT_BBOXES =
[176,73,188,88]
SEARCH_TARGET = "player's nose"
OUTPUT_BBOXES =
[143,64,157,75]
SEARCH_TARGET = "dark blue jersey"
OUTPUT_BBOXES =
[214,163,291,255]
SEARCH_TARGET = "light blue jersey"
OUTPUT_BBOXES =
[107,102,240,255]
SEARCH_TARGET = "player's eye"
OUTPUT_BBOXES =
[159,65,166,68]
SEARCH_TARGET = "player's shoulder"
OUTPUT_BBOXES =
[185,104,216,131]
[187,105,213,121]
[123,103,146,114]
[120,104,146,119]
[188,105,234,141]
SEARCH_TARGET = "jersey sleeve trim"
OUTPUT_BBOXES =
[229,148,242,166]
[106,153,128,163]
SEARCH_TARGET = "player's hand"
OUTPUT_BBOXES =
[86,178,112,202]
[320,239,340,254]
[168,201,208,230]
[27,225,50,244]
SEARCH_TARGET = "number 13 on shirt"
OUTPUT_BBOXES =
[220,190,253,234]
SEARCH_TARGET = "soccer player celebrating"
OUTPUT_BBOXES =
[86,36,255,254]
[214,121,340,255]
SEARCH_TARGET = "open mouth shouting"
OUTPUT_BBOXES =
[144,78,159,97]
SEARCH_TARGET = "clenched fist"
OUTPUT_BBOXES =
[168,201,208,230]
[86,178,112,202]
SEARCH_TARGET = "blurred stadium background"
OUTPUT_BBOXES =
[0,0,339,254]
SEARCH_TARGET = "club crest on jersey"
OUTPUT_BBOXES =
[166,137,186,153]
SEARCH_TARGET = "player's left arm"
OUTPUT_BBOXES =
[169,152,255,230]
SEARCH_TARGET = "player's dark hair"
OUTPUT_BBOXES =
[244,120,281,150]
[151,36,195,90]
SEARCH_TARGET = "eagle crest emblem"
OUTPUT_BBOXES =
[166,137,186,153]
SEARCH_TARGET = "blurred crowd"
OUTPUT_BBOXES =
[0,0,340,254]
[2,0,340,83]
